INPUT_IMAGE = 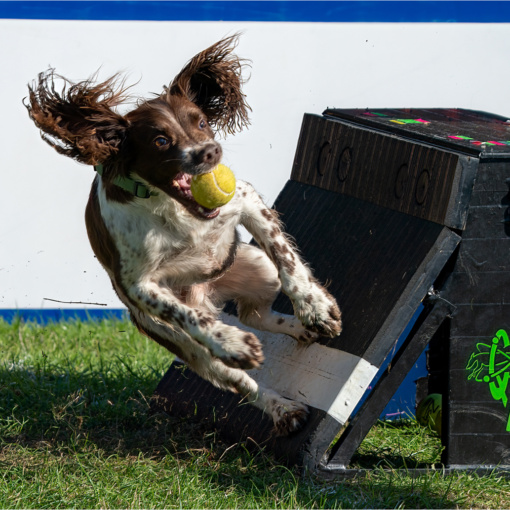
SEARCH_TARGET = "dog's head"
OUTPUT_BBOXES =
[26,35,250,218]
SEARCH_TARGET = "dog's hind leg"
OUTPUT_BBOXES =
[213,243,318,344]
[238,302,319,345]
[131,309,308,435]
[191,353,310,436]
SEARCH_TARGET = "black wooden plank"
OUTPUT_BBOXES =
[444,272,510,304]
[272,181,447,361]
[152,180,458,471]
[426,319,451,397]
[461,205,509,239]
[153,362,334,467]
[473,161,510,192]
[455,239,510,273]
[291,114,467,226]
[443,158,510,468]
[471,190,510,207]
[326,299,453,470]
[448,304,510,337]
[448,401,510,434]
[317,466,510,480]
[447,435,510,467]
[363,227,460,366]
[450,367,510,402]
[324,108,510,158]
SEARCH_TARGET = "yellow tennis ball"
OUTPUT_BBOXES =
[191,164,236,209]
[416,394,442,436]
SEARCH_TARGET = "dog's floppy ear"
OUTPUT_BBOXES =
[25,70,129,166]
[167,34,251,136]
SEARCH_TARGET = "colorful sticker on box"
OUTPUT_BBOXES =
[466,329,510,432]
[449,136,510,146]
[390,118,430,125]
[362,112,430,125]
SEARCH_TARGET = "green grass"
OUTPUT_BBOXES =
[0,318,509,508]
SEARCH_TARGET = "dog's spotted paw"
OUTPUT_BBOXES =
[295,286,342,338]
[313,302,343,338]
[296,328,319,346]
[217,331,264,370]
[272,398,309,436]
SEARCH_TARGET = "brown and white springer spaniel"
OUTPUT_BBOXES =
[26,35,342,435]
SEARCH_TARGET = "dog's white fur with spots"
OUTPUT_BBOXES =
[26,35,342,435]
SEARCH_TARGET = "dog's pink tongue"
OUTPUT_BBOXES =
[174,172,191,190]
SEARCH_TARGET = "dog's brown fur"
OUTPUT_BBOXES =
[26,35,342,435]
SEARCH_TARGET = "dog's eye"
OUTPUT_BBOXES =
[154,136,169,147]
[199,119,207,129]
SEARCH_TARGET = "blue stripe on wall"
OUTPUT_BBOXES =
[1,1,510,23]
[0,309,129,324]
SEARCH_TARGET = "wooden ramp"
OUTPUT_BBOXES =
[153,108,510,474]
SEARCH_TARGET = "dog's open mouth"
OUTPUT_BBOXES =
[171,172,220,220]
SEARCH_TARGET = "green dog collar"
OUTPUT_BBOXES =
[94,164,154,199]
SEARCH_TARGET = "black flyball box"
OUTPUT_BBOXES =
[154,108,510,474]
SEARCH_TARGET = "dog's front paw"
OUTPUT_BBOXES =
[295,328,320,346]
[272,398,309,436]
[216,330,264,370]
[295,286,342,338]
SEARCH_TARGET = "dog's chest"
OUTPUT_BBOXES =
[100,193,238,281]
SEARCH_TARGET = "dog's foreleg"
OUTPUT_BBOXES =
[126,281,264,369]
[213,244,318,344]
[238,182,342,337]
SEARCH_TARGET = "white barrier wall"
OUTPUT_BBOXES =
[2,19,510,310]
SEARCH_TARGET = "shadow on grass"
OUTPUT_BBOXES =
[0,362,321,506]
[350,419,444,471]
[0,359,442,464]
[0,359,197,457]
[0,360,457,508]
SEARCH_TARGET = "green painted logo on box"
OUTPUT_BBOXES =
[466,329,510,432]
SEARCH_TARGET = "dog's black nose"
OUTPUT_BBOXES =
[204,143,221,163]
[194,142,222,167]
